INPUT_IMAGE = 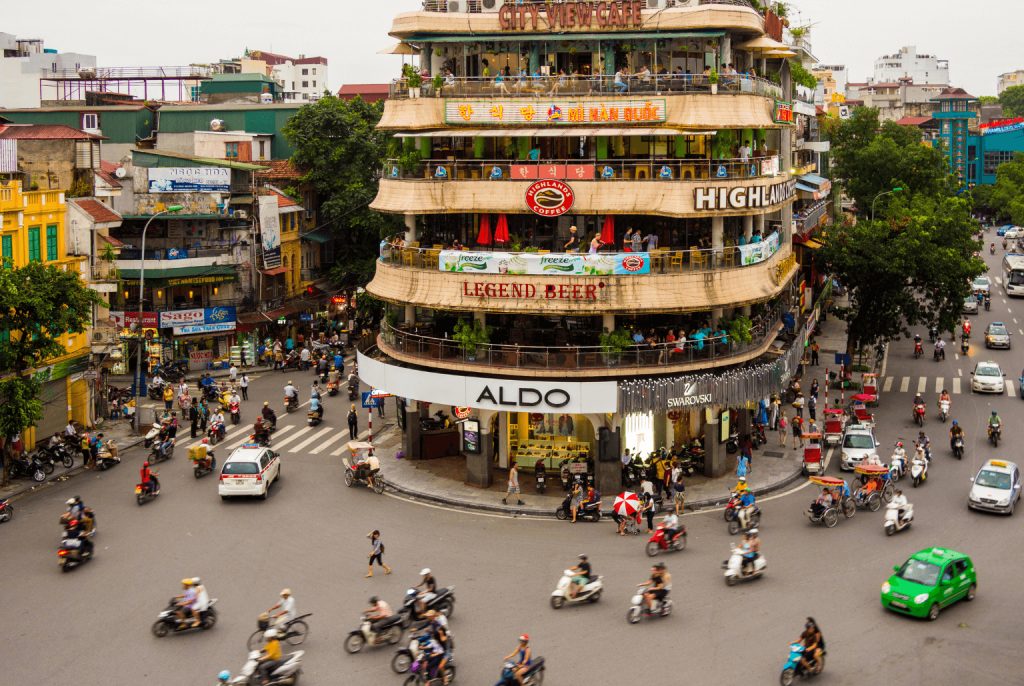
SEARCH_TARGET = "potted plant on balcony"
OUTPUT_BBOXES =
[726,315,754,350]
[708,68,720,95]
[402,63,422,99]
[100,241,119,282]
[432,73,444,97]
[599,328,632,366]
[453,318,490,362]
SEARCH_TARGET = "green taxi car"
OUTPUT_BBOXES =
[880,548,977,620]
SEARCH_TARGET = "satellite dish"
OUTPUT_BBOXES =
[210,118,226,131]
[114,166,127,179]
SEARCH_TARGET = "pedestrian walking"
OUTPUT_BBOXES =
[365,530,391,577]
[229,363,238,383]
[502,460,524,505]
[810,378,819,400]
[199,400,209,433]
[163,384,174,411]
[792,392,805,419]
[769,395,781,430]
[778,411,788,447]
[239,373,249,401]
[376,397,385,419]
[240,346,248,368]
[347,404,358,440]
[736,452,749,480]
[792,415,804,448]
[672,470,686,515]
[808,394,817,421]
[189,399,199,438]
[810,340,820,366]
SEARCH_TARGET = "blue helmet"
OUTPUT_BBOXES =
[417,634,432,645]
[951,420,958,426]
[217,670,231,682]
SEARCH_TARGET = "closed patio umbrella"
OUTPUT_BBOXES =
[494,214,510,245]
[600,215,615,246]
[476,214,492,246]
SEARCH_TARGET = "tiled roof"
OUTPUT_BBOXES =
[895,116,934,127]
[95,169,121,187]
[98,233,126,248]
[934,86,976,100]
[70,198,122,224]
[256,159,302,181]
[294,56,328,65]
[0,124,104,140]
[259,188,298,208]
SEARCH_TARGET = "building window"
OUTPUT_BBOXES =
[81,113,98,130]
[1,235,11,266]
[984,151,1015,176]
[302,81,309,88]
[258,140,266,159]
[225,142,239,159]
[28,227,41,262]
[302,68,308,76]
[312,68,317,75]
[312,81,316,88]
[46,224,58,261]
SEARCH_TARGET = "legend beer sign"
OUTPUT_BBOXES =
[694,180,796,211]
[499,1,645,31]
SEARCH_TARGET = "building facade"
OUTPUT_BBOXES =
[359,0,807,494]
[997,69,1024,95]
[0,33,96,109]
[872,45,949,86]
[930,87,977,188]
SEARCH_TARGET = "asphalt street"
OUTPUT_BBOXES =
[2,249,1022,686]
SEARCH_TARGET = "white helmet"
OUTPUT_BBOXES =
[420,568,431,576]
[66,498,76,506]
[264,628,279,639]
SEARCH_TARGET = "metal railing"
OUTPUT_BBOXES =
[391,73,782,100]
[380,231,781,273]
[794,200,828,234]
[421,0,756,10]
[379,304,783,372]
[117,246,239,261]
[385,155,780,182]
[91,263,120,281]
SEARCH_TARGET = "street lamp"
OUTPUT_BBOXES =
[871,186,904,222]
[133,205,183,430]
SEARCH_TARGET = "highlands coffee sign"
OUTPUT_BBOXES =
[694,179,796,212]
[499,1,645,31]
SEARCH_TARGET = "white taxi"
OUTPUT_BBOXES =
[970,361,1005,394]
[219,446,280,500]
[968,459,1021,515]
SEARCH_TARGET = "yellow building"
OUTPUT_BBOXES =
[0,180,91,447]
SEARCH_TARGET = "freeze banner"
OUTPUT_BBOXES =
[736,232,780,266]
[148,167,230,193]
[439,250,650,276]
[258,195,282,268]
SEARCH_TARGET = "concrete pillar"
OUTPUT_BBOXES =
[466,410,495,488]
[743,214,754,242]
[595,425,621,497]
[602,313,615,332]
[711,308,723,327]
[711,216,724,250]
[721,35,732,69]
[404,213,417,243]
[702,408,728,478]
[756,213,766,236]
[404,305,415,325]
[403,404,423,460]
[473,311,486,327]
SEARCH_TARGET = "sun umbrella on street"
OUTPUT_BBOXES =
[600,215,615,246]
[613,491,640,517]
[476,214,492,246]
[494,214,510,245]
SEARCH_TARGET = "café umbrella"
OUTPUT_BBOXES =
[494,214,510,245]
[476,214,492,246]
[613,491,641,517]
[600,215,615,245]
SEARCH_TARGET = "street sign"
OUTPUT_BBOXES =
[568,462,588,475]
[361,391,382,409]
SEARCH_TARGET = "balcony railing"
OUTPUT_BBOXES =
[794,200,828,235]
[420,0,756,11]
[386,156,781,182]
[91,263,120,282]
[390,73,782,100]
[379,303,782,373]
[381,231,782,274]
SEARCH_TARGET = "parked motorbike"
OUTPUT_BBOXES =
[725,430,739,454]
[780,641,825,686]
[230,400,241,425]
[495,658,545,686]
[884,501,913,536]
[988,423,1001,447]
[723,543,767,585]
[534,463,547,493]
[343,615,404,653]
[41,443,75,470]
[0,498,13,523]
[143,422,164,449]
[645,524,687,556]
[555,494,601,522]
[626,587,672,624]
[911,455,928,487]
[10,454,47,482]
[550,570,603,609]
[151,597,218,636]
[226,649,304,686]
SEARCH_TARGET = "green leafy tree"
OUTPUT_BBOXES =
[283,95,403,288]
[986,153,1024,225]
[788,59,818,90]
[997,84,1024,118]
[0,261,101,485]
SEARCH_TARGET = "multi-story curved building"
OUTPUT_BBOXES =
[359,0,806,493]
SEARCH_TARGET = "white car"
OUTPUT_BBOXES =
[840,427,879,471]
[962,296,979,315]
[219,446,281,500]
[972,276,991,295]
[968,459,1021,515]
[970,361,1005,393]
[1004,227,1024,240]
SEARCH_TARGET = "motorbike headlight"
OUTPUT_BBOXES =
[914,593,930,605]
[881,582,891,594]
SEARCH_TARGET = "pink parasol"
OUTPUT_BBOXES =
[613,491,640,517]
[476,214,492,246]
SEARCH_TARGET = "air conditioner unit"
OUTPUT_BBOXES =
[481,0,500,11]
[447,0,464,12]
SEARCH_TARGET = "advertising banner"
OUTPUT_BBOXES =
[439,250,650,276]
[160,306,237,330]
[165,247,189,260]
[445,99,666,126]
[258,195,282,269]
[736,232,781,266]
[148,167,230,193]
[174,322,236,336]
[110,311,159,328]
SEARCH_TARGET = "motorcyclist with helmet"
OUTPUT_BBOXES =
[740,528,761,574]
[988,410,1002,441]
[798,618,825,674]
[256,628,284,683]
[565,554,592,599]
[501,634,532,686]
[949,420,965,452]
[140,460,160,495]
[416,568,438,612]
[283,380,299,410]
[917,431,931,461]
[261,401,278,429]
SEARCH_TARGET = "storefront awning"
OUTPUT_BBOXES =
[118,265,238,286]
[405,31,724,44]
[261,266,288,277]
[802,238,824,250]
[396,127,714,138]
[798,173,830,188]
[795,182,819,194]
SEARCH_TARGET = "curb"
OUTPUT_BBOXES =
[381,465,805,519]
[3,435,146,502]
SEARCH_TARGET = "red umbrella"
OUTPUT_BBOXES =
[494,214,510,244]
[600,215,615,246]
[476,214,492,246]
[613,491,640,517]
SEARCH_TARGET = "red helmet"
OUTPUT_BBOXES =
[143,461,150,468]
[201,438,209,444]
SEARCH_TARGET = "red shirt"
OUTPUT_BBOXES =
[140,466,152,483]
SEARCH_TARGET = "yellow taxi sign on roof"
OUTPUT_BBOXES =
[989,460,1008,468]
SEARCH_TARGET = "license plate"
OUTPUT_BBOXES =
[890,601,906,609]
[235,479,253,487]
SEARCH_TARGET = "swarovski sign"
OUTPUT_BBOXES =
[694,180,796,211]
[667,382,713,408]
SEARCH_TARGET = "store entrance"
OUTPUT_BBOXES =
[505,412,595,486]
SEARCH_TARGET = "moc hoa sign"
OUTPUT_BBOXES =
[148,167,230,193]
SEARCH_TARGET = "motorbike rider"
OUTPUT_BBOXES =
[261,402,277,429]
[891,441,907,476]
[501,634,532,686]
[891,488,910,525]
[363,595,394,633]
[639,562,670,612]
[416,633,447,683]
[256,628,284,684]
[962,318,972,338]
[228,390,241,414]
[63,512,94,557]
[740,528,761,575]
[912,333,923,354]
[347,372,359,397]
[737,484,757,531]
[190,577,210,627]
[174,578,198,624]
[283,380,299,408]
[140,460,159,495]
[917,431,931,461]
[949,420,965,451]
[267,588,296,627]
[566,554,592,599]
[310,380,322,401]
[309,394,323,420]
[938,388,951,415]
[798,618,825,674]
[416,568,438,612]
[988,410,1002,437]
[209,408,226,438]
[912,393,925,418]
[933,336,946,359]
[253,417,270,445]
[65,495,86,520]
[423,610,452,684]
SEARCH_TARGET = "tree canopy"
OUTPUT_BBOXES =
[998,84,1024,118]
[981,152,1024,225]
[283,94,402,287]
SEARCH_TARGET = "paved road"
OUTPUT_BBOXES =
[3,250,1022,685]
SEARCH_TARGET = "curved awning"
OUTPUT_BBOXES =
[396,127,715,138]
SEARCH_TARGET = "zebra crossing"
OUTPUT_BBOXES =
[175,422,366,458]
[879,375,1016,397]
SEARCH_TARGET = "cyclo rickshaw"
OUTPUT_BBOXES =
[852,463,895,511]
[805,475,855,528]
[848,394,875,428]
[823,408,846,447]
[801,432,824,476]
[861,373,880,406]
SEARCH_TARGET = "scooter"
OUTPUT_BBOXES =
[348,380,359,401]
[149,438,175,464]
[41,443,75,470]
[398,587,456,628]
[95,445,121,471]
[913,337,923,359]
[991,242,996,254]
[230,400,241,425]
[227,649,304,685]
[405,651,456,685]
[645,524,687,556]
[307,409,322,427]
[550,570,603,609]
[960,336,969,355]
[913,402,926,427]
[938,399,950,423]
[780,642,824,686]
[928,326,938,343]
[888,449,906,482]
[728,505,761,535]
[988,423,1001,447]
[535,464,547,493]
[722,543,767,586]
[0,498,13,523]
[343,614,404,653]
[9,454,47,482]
[57,534,93,571]
[952,436,965,460]
[496,658,545,686]
[151,597,219,636]
[135,479,160,506]
[626,587,672,624]
[207,420,226,445]
[984,294,992,311]
[933,345,945,361]
[143,422,164,449]
[911,455,928,487]
[190,448,216,478]
[555,494,601,522]
[884,501,913,536]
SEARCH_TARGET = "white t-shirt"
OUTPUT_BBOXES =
[280,595,296,623]
[194,586,210,611]
[367,454,380,471]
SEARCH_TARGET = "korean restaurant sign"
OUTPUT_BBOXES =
[440,250,649,276]
[444,99,665,126]
[693,180,796,211]
[498,1,645,31]
[773,100,794,124]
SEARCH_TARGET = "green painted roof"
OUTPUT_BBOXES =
[130,148,269,172]
[207,73,278,83]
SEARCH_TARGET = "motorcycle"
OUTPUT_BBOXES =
[495,658,545,686]
[911,455,928,487]
[151,597,219,636]
[722,543,767,586]
[342,457,384,493]
[143,421,168,449]
[555,493,601,522]
[884,501,913,536]
[135,479,160,506]
[984,295,991,311]
[938,399,950,423]
[207,420,226,445]
[725,430,739,454]
[728,505,761,535]
[285,395,299,413]
[57,535,93,571]
[399,586,456,628]
[307,409,322,427]
[95,443,121,471]
[391,631,455,675]
[913,402,926,427]
[780,642,825,686]
[550,570,603,609]
[952,436,965,460]
[913,339,923,359]
[534,464,547,494]
[190,446,216,478]
[10,454,47,483]
[0,498,13,523]
[960,336,969,355]
[230,400,241,425]
[348,381,358,401]
[988,423,1001,447]
[226,649,304,686]
[404,652,456,686]
[645,524,687,556]
[343,614,404,653]
[888,449,906,482]
[149,438,175,464]
[933,345,945,361]
[419,410,451,432]
[41,443,75,470]
[626,587,672,624]
[928,326,938,343]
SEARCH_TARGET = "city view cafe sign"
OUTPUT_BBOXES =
[499,1,645,31]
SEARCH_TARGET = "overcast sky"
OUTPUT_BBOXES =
[3,0,1017,97]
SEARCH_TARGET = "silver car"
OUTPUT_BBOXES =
[839,427,879,471]
[984,322,1011,349]
[968,460,1021,515]
[972,276,991,296]
[962,296,979,315]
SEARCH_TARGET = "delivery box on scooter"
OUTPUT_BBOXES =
[188,444,208,462]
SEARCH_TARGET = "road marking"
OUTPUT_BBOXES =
[955,353,960,361]
[900,377,910,393]
[952,378,961,394]
[309,432,347,454]
[1014,318,1019,324]
[331,429,371,456]
[934,377,944,393]
[957,367,963,377]
[269,426,314,450]
[290,427,334,453]
[224,424,293,451]
[1008,380,1016,397]
[1009,307,1014,313]
[917,377,927,394]
[883,376,893,392]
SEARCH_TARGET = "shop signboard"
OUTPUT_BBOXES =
[452,406,472,420]
[148,167,230,193]
[444,98,665,126]
[462,419,481,455]
[568,462,589,475]
[110,311,159,329]
[440,250,649,276]
[160,307,237,330]
[258,195,282,269]
[175,322,236,335]
[720,409,730,444]
[188,350,214,371]
[736,232,781,266]
[165,247,189,260]
[694,180,796,211]
[498,0,644,31]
